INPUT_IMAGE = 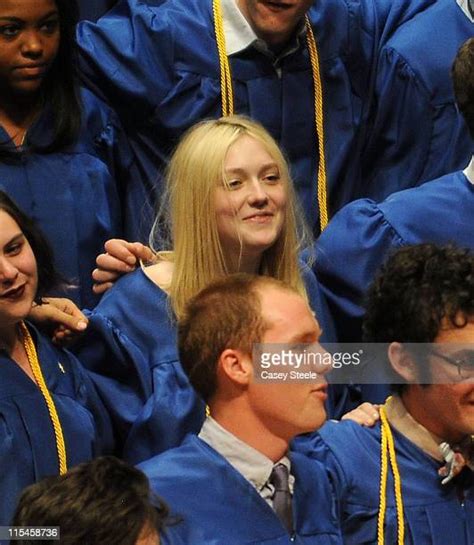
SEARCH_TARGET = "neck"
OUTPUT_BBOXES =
[401,389,465,444]
[210,397,289,462]
[0,89,40,129]
[224,250,262,274]
[0,323,21,354]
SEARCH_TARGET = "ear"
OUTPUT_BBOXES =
[218,348,253,387]
[387,342,418,383]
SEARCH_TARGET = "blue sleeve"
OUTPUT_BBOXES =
[60,348,116,456]
[315,198,405,342]
[73,311,152,452]
[292,429,349,515]
[76,0,174,124]
[357,1,473,202]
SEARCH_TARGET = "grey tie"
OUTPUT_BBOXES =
[270,463,293,533]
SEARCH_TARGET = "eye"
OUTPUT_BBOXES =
[40,18,59,34]
[6,242,22,256]
[456,357,474,371]
[0,24,21,38]
[263,172,281,184]
[226,179,243,190]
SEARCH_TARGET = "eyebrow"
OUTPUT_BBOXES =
[0,11,58,23]
[5,233,24,247]
[286,331,321,344]
[225,162,279,174]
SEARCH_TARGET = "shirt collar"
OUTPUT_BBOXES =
[199,416,291,492]
[456,0,474,22]
[221,0,306,59]
[463,155,474,185]
[385,395,445,461]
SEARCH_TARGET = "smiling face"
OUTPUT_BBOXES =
[404,320,474,443]
[0,210,37,334]
[246,285,328,441]
[0,0,60,98]
[236,0,312,48]
[214,135,287,271]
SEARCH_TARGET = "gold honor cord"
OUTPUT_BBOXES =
[377,401,405,545]
[213,0,234,116]
[20,321,68,475]
[212,0,329,231]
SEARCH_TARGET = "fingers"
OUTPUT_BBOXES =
[93,240,155,294]
[103,239,154,266]
[341,402,381,427]
[92,280,115,295]
[39,298,89,332]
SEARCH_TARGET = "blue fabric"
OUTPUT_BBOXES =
[74,261,338,464]
[0,324,114,531]
[315,171,474,344]
[75,0,461,234]
[314,171,474,405]
[295,420,474,545]
[0,87,147,309]
[139,434,342,545]
[356,0,474,202]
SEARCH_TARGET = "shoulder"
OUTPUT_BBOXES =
[92,267,168,316]
[138,436,220,485]
[380,0,473,101]
[317,197,404,254]
[379,172,473,244]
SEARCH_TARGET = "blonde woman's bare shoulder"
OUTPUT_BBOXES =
[142,253,174,292]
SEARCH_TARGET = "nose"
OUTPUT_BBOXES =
[21,31,44,59]
[247,179,269,207]
[0,257,19,285]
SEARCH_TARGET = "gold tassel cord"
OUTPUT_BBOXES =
[377,401,405,545]
[212,0,328,229]
[213,0,234,116]
[20,321,68,475]
[304,16,328,231]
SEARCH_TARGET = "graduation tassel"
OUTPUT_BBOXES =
[20,321,68,475]
[212,0,329,230]
[377,399,405,545]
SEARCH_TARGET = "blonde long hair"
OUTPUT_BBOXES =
[150,115,313,319]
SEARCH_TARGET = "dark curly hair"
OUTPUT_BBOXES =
[362,244,474,392]
[12,456,169,545]
[452,37,474,139]
[363,244,474,344]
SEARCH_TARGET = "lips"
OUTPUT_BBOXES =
[0,284,25,300]
[310,384,328,400]
[14,64,48,78]
[261,1,294,12]
[243,212,274,222]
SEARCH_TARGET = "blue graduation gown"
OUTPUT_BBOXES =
[313,170,474,404]
[356,0,473,203]
[75,0,446,234]
[314,170,474,344]
[0,87,146,309]
[74,262,338,464]
[0,324,114,531]
[296,421,474,545]
[139,435,343,545]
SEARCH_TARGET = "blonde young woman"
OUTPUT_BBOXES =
[75,116,336,464]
